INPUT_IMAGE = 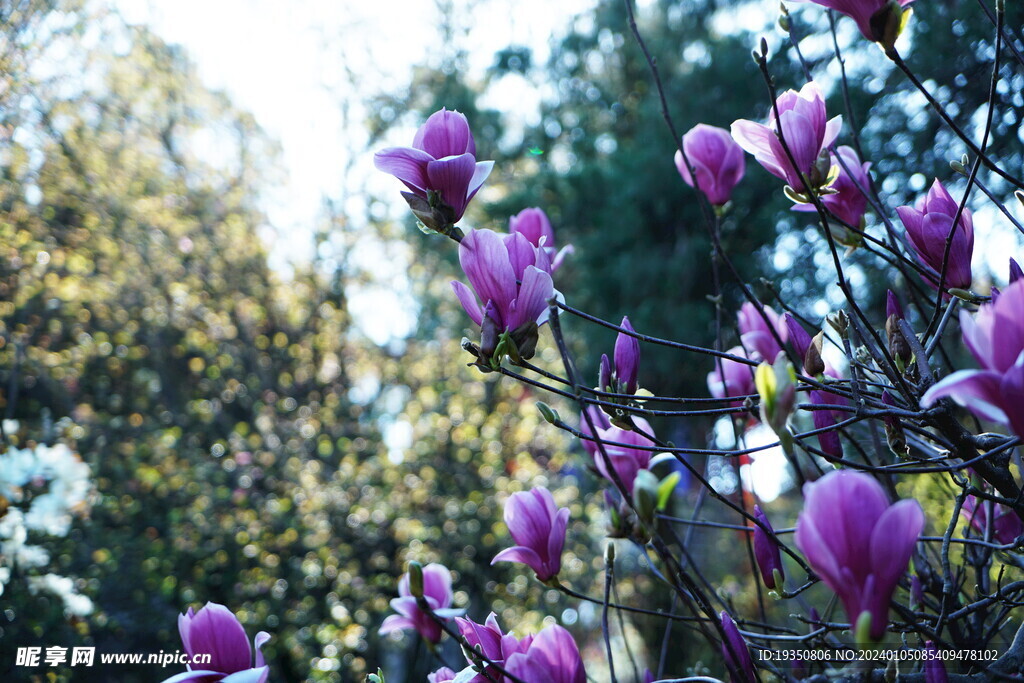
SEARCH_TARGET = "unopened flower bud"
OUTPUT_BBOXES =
[614,317,640,394]
[827,310,849,337]
[407,561,425,599]
[753,505,785,590]
[632,470,659,525]
[756,357,797,438]
[869,0,910,51]
[536,402,559,425]
[805,332,826,377]
[599,353,612,391]
[881,390,908,457]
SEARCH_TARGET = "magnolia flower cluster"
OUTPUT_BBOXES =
[378,552,588,681]
[372,82,1005,680]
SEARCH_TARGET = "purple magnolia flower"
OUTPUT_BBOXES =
[451,228,555,361]
[492,487,569,582]
[793,146,870,229]
[896,179,974,292]
[509,208,574,272]
[962,496,1023,545]
[580,408,656,494]
[924,642,949,683]
[708,346,757,408]
[753,505,785,590]
[810,388,846,458]
[379,563,462,644]
[613,316,641,394]
[738,302,788,363]
[921,279,1024,438]
[1010,258,1023,284]
[504,624,586,683]
[789,0,915,43]
[374,108,493,228]
[428,668,459,683]
[674,123,746,206]
[731,82,842,191]
[720,612,756,683]
[794,470,925,640]
[162,602,270,683]
[455,613,533,682]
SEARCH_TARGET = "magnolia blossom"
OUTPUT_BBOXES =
[810,388,846,458]
[427,668,459,683]
[921,279,1024,438]
[163,602,270,683]
[492,487,569,582]
[795,471,924,640]
[374,108,493,228]
[612,316,641,394]
[452,228,554,332]
[753,505,785,590]
[789,0,915,43]
[737,302,788,363]
[731,82,842,190]
[580,408,656,494]
[962,496,1023,545]
[720,612,756,683]
[674,123,746,206]
[896,179,974,291]
[793,145,871,229]
[379,563,462,644]
[455,613,533,682]
[504,624,586,683]
[707,346,757,408]
[509,207,574,271]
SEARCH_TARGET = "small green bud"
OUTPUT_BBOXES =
[536,402,559,425]
[632,469,660,526]
[407,561,424,599]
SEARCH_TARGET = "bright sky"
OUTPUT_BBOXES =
[111,0,595,263]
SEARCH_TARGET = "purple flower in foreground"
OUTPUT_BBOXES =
[451,228,555,362]
[455,613,533,682]
[1010,258,1023,284]
[707,346,757,409]
[795,470,924,641]
[379,563,462,644]
[731,82,842,191]
[789,0,915,44]
[753,505,785,590]
[374,108,493,229]
[720,612,756,683]
[896,179,974,292]
[738,302,788,363]
[921,279,1024,438]
[492,487,569,582]
[580,408,656,494]
[962,496,1023,545]
[509,207,574,272]
[504,624,586,683]
[674,123,746,206]
[793,145,871,233]
[163,602,270,683]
